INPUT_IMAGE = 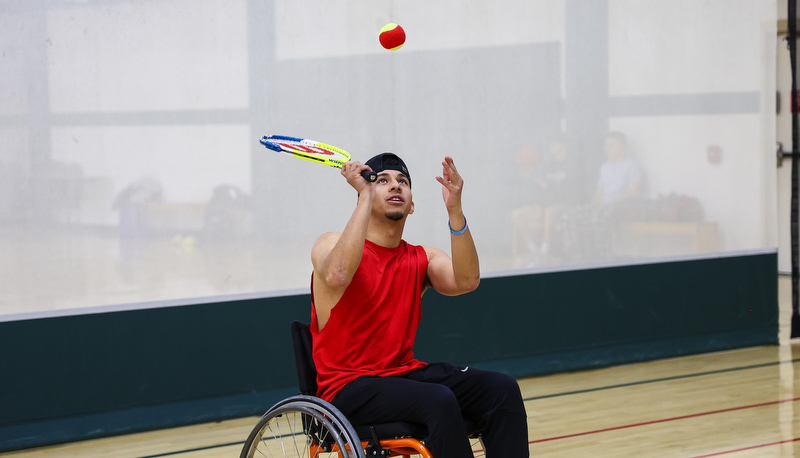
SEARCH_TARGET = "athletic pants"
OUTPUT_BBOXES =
[331,362,529,457]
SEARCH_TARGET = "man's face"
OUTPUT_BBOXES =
[374,170,414,221]
[605,137,626,162]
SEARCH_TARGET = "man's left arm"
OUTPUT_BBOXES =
[425,156,480,296]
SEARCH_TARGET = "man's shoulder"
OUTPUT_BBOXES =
[403,239,425,250]
[419,244,446,260]
[311,232,343,256]
[316,231,343,243]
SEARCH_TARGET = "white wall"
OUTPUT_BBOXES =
[0,0,778,319]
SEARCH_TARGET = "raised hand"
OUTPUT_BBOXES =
[435,156,464,214]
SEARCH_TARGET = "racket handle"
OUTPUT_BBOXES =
[362,170,377,182]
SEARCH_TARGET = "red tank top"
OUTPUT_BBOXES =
[311,239,428,402]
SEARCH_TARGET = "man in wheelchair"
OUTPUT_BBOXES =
[309,153,529,457]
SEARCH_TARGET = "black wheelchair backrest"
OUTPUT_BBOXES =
[291,321,318,396]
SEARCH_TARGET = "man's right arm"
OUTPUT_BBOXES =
[311,162,375,330]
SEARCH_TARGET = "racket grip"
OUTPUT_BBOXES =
[362,170,377,182]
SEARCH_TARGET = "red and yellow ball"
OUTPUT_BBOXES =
[379,23,406,51]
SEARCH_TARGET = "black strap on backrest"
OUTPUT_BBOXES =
[291,321,318,396]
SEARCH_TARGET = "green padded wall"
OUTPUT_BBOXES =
[0,252,778,451]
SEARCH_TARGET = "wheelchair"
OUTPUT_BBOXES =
[240,321,485,458]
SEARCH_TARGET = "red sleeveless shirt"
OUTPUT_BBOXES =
[311,239,428,402]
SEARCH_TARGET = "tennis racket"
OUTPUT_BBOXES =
[260,135,377,182]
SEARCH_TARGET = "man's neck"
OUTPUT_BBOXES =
[366,217,405,248]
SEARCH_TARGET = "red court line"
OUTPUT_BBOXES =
[690,437,800,457]
[530,396,800,444]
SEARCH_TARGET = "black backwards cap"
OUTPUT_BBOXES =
[365,152,411,186]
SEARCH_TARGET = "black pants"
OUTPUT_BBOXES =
[331,362,529,457]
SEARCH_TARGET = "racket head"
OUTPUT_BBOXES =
[260,135,351,168]
[260,135,377,182]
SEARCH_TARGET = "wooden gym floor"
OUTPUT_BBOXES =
[3,276,799,457]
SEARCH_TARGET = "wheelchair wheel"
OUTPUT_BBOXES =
[240,395,365,458]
